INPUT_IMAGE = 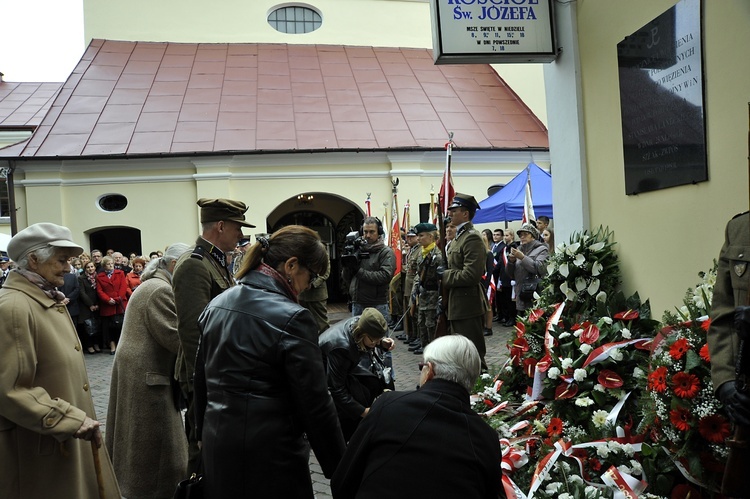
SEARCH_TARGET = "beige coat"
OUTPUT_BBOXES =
[0,271,120,499]
[106,267,187,498]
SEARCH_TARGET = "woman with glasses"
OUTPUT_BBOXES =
[194,225,345,499]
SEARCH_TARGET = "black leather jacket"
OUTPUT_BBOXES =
[194,268,345,498]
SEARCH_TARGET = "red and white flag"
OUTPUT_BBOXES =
[522,173,535,224]
[364,194,371,217]
[438,141,456,215]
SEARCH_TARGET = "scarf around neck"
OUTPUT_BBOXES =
[421,242,436,258]
[255,262,298,300]
[14,268,66,303]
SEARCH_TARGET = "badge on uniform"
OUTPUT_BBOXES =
[734,261,747,277]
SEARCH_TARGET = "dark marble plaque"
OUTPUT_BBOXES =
[617,0,707,195]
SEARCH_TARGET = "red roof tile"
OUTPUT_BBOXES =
[0,82,61,128]
[5,40,547,158]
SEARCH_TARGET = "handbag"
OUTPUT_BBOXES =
[173,473,203,499]
[519,275,542,301]
[83,316,101,337]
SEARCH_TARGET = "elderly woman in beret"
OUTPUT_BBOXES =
[506,223,549,313]
[0,223,120,499]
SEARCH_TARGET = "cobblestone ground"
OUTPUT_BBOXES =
[86,307,513,498]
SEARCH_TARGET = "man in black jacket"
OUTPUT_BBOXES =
[331,335,505,499]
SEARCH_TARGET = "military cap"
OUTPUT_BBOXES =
[447,193,481,213]
[516,223,540,240]
[237,237,251,247]
[406,227,417,236]
[197,198,255,228]
[414,223,438,234]
[7,222,83,262]
[0,255,9,263]
[355,307,388,339]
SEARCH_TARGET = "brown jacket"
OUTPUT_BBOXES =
[0,271,120,499]
[443,222,489,320]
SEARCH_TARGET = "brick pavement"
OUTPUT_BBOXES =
[84,307,513,498]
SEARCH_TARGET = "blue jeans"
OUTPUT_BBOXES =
[352,302,394,379]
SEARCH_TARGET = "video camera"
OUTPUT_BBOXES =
[341,231,370,268]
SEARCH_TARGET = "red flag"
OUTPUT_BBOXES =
[390,194,402,275]
[364,194,371,217]
[438,141,455,215]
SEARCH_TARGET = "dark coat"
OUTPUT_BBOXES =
[59,271,80,318]
[346,242,396,306]
[194,268,345,499]
[330,378,505,499]
[77,273,99,324]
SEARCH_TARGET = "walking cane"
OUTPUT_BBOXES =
[91,440,106,499]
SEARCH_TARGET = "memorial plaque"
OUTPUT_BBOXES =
[617,0,707,195]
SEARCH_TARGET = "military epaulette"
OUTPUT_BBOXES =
[732,211,749,220]
[190,246,205,260]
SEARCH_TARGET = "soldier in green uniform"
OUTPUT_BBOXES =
[173,198,255,470]
[399,228,420,343]
[708,211,750,425]
[411,223,443,354]
[442,194,489,370]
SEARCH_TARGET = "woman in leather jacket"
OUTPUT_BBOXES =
[318,308,394,441]
[194,225,345,499]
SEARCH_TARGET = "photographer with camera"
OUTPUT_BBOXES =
[342,217,396,323]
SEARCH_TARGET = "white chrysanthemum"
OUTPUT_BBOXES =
[622,443,635,456]
[633,366,645,378]
[569,474,583,485]
[575,396,594,407]
[607,440,622,451]
[592,410,608,428]
[601,316,613,325]
[596,291,607,303]
[609,348,624,361]
[575,276,587,292]
[574,368,587,381]
[545,482,562,494]
[559,493,573,499]
[590,241,606,252]
[594,383,605,392]
[585,485,599,498]
[629,460,643,475]
[547,367,561,379]
[561,358,574,369]
[596,445,610,458]
[592,261,603,276]
[617,464,632,475]
[580,343,593,354]
[587,278,600,295]
[621,328,631,339]
[481,373,491,380]
[574,253,586,267]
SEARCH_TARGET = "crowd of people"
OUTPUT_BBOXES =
[0,194,564,499]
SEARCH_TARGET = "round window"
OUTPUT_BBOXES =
[98,194,128,212]
[268,5,322,34]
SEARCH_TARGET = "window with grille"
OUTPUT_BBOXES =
[268,5,322,34]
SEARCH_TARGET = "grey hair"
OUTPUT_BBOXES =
[15,246,59,271]
[142,243,190,281]
[423,335,481,392]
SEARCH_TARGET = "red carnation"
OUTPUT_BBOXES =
[580,323,600,345]
[523,357,538,378]
[669,338,690,360]
[648,366,668,393]
[699,344,711,363]
[614,309,639,320]
[597,369,624,389]
[672,372,701,399]
[669,407,692,431]
[529,309,545,323]
[547,417,564,437]
[555,382,578,399]
[700,318,711,331]
[698,414,731,443]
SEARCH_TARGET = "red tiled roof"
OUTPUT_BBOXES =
[0,82,62,127]
[8,40,547,158]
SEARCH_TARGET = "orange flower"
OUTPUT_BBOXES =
[547,417,564,436]
[698,414,731,443]
[669,338,690,360]
[648,366,668,392]
[672,372,701,399]
[699,344,711,363]
[669,407,691,431]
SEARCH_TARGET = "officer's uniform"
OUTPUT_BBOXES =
[709,211,750,391]
[173,197,254,470]
[443,194,489,369]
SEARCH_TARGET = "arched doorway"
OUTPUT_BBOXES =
[268,193,364,303]
[88,226,142,257]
